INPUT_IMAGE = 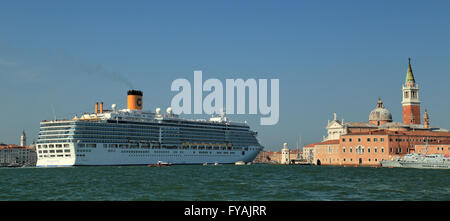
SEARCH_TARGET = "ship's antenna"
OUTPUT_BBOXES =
[51,104,56,121]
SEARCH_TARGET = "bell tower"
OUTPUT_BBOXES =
[20,130,26,147]
[402,58,421,125]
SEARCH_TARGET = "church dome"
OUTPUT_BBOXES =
[369,98,392,122]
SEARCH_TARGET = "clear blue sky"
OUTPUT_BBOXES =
[0,0,449,150]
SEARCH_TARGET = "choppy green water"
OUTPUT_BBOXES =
[0,164,449,201]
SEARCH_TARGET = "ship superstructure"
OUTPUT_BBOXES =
[36,90,263,167]
[380,153,450,169]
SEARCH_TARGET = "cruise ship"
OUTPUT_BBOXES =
[35,90,263,167]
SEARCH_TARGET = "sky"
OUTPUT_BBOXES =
[0,0,449,150]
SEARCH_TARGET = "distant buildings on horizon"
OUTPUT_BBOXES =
[0,130,37,167]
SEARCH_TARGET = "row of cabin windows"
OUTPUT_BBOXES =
[37,144,70,148]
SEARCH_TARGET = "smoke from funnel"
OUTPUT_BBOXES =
[82,64,134,89]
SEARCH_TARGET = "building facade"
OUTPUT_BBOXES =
[0,144,37,166]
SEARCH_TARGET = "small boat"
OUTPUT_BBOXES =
[247,162,252,165]
[203,162,208,166]
[7,163,21,168]
[148,161,172,167]
[235,161,245,165]
[214,162,219,166]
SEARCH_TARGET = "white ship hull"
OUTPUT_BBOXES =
[398,162,450,169]
[36,143,261,167]
[380,153,450,170]
[380,160,402,168]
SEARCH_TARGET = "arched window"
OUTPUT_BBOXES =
[356,145,364,154]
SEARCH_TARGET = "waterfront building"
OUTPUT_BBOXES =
[0,144,37,166]
[303,140,340,165]
[414,142,450,155]
[306,59,450,166]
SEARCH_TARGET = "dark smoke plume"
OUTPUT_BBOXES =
[81,63,134,89]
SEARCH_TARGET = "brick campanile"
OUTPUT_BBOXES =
[402,58,421,125]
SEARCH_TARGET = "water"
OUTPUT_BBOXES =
[0,164,449,201]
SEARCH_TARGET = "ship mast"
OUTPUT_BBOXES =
[297,135,301,160]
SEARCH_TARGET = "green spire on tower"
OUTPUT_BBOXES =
[406,57,415,83]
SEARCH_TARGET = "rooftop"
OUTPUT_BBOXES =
[304,139,340,147]
[344,129,450,137]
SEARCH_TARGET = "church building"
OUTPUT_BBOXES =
[305,58,450,166]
